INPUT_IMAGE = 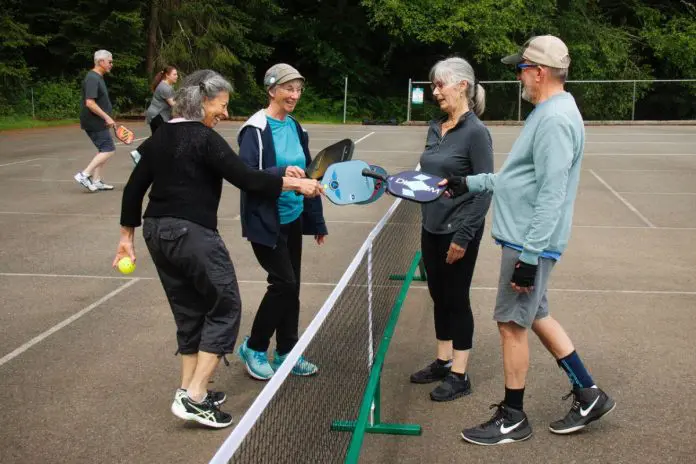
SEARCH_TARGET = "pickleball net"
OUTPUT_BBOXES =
[209,196,424,464]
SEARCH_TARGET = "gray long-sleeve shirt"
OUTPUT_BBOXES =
[419,111,494,247]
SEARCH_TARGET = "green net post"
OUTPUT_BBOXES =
[389,250,426,281]
[331,251,423,463]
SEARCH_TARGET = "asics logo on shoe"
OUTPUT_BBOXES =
[500,419,525,434]
[188,401,216,421]
[580,396,600,417]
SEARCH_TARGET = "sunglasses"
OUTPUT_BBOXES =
[515,63,539,74]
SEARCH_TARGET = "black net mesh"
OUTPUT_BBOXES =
[226,200,422,464]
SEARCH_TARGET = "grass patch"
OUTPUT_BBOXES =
[0,116,79,131]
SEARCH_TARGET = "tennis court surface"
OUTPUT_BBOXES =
[1,123,695,463]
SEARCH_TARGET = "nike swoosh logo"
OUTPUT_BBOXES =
[580,396,600,417]
[500,419,525,434]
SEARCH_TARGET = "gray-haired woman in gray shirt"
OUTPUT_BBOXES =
[410,57,494,402]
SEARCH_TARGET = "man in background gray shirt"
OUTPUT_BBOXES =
[73,49,116,192]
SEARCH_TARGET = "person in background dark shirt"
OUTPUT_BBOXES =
[410,57,494,402]
[74,50,117,192]
[113,69,322,429]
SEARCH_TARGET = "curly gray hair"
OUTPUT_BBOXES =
[173,69,233,120]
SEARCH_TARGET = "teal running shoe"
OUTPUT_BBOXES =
[271,351,319,376]
[236,336,274,380]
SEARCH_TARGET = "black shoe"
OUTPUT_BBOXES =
[410,360,451,384]
[176,388,227,406]
[461,403,533,446]
[173,396,234,429]
[549,387,616,434]
[430,373,472,402]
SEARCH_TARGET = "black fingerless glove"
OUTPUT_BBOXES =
[445,176,468,197]
[511,260,537,287]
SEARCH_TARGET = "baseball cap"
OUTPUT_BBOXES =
[263,63,305,88]
[501,35,571,69]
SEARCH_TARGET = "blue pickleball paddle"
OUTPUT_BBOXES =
[322,160,376,205]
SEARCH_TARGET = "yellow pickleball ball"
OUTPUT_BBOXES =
[118,257,136,274]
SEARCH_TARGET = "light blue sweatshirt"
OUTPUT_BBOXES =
[466,91,585,265]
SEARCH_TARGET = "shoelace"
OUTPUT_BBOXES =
[252,350,269,363]
[482,403,507,427]
[562,391,581,411]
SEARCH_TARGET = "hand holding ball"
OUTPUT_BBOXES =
[118,257,136,274]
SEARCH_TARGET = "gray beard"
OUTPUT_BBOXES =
[521,86,534,103]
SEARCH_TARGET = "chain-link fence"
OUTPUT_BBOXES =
[406,79,696,123]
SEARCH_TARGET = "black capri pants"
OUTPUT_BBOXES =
[143,217,242,355]
[420,223,484,351]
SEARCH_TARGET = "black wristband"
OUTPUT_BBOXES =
[511,260,537,287]
[445,176,468,197]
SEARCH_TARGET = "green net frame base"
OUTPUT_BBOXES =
[330,251,425,463]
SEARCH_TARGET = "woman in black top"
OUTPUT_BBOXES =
[411,58,494,402]
[113,70,322,429]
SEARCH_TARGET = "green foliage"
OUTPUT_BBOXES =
[2,0,696,121]
[32,81,81,119]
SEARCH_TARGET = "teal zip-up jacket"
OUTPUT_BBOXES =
[466,91,584,265]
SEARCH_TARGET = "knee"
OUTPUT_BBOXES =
[497,321,526,341]
[270,278,299,296]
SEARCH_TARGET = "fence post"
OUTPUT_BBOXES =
[31,88,36,119]
[631,80,637,121]
[517,81,522,121]
[406,78,412,123]
[343,77,348,124]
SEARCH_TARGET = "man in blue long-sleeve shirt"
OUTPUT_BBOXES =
[443,35,616,446]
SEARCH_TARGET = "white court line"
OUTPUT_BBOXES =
[0,278,140,368]
[585,141,693,145]
[4,178,127,184]
[617,191,696,196]
[3,211,695,230]
[573,225,696,230]
[355,131,375,144]
[0,158,45,168]
[589,169,656,228]
[411,286,696,296]
[592,169,695,173]
[2,273,696,296]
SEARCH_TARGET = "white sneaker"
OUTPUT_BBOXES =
[93,180,114,191]
[74,172,97,192]
[130,150,141,165]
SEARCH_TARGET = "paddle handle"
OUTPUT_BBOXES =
[362,168,387,182]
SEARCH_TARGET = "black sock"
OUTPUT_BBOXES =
[451,371,468,380]
[504,387,525,411]
[436,358,451,366]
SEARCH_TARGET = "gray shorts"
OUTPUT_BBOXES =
[85,129,115,152]
[494,246,556,328]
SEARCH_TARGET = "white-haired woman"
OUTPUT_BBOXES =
[410,57,494,402]
[113,69,322,429]
[236,63,326,381]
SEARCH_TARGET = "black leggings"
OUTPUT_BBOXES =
[150,114,165,134]
[420,225,483,351]
[248,217,303,355]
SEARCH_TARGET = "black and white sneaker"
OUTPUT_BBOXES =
[430,373,471,402]
[461,403,533,446]
[410,360,451,384]
[174,388,227,407]
[171,394,233,429]
[549,387,616,434]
